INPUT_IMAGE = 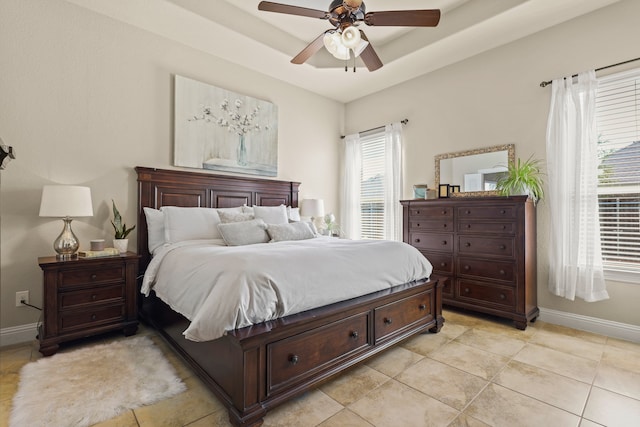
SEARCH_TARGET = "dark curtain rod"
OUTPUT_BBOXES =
[340,118,408,139]
[539,57,640,87]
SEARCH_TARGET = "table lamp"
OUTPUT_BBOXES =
[300,199,325,229]
[39,185,93,259]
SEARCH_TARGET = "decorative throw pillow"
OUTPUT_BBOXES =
[216,206,245,215]
[252,205,289,225]
[267,222,316,242]
[143,207,165,254]
[217,218,269,246]
[162,206,222,243]
[242,205,254,214]
[218,211,255,223]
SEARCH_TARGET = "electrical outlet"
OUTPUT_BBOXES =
[16,291,29,307]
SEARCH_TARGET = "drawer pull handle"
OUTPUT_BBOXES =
[383,318,393,325]
[91,274,97,280]
[464,265,470,271]
[91,294,97,300]
[91,314,97,320]
[442,224,447,228]
[419,304,426,311]
[441,210,447,215]
[416,223,420,227]
[500,294,506,300]
[289,355,299,365]
[467,224,472,229]
[464,288,470,293]
[465,210,471,215]
[442,240,447,245]
[440,262,446,267]
[502,225,507,230]
[499,269,505,275]
[415,238,421,243]
[499,245,506,250]
[501,209,506,214]
[416,210,420,215]
[465,242,471,247]
[350,331,359,339]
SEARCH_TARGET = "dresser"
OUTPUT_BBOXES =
[38,253,140,356]
[401,196,538,329]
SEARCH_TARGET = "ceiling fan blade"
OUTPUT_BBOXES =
[258,1,329,20]
[359,31,383,72]
[291,32,327,65]
[364,9,441,27]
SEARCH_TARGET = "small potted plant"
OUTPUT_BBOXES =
[496,155,545,204]
[111,200,135,253]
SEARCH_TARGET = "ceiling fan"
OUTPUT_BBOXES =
[258,0,441,72]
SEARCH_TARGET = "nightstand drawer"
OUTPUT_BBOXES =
[59,265,125,289]
[59,285,125,309]
[59,304,125,332]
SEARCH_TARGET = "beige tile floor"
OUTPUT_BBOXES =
[1,308,639,427]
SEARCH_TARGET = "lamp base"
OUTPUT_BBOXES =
[53,217,80,259]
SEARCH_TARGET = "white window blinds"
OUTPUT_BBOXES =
[595,68,640,274]
[360,132,385,239]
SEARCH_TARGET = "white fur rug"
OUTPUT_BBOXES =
[10,336,186,427]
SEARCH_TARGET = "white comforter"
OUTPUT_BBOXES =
[142,237,433,342]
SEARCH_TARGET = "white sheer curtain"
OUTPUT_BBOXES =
[546,70,609,302]
[384,123,403,241]
[340,133,361,240]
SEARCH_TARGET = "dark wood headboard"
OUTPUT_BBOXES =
[136,166,300,271]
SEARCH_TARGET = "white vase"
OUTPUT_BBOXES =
[113,239,128,254]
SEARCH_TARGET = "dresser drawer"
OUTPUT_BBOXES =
[458,221,516,235]
[375,291,433,342]
[268,312,369,391]
[59,304,126,333]
[421,251,453,274]
[59,266,125,289]
[457,236,514,258]
[457,206,517,219]
[410,220,453,232]
[409,206,453,218]
[59,285,125,309]
[457,257,515,283]
[410,233,453,252]
[456,280,515,309]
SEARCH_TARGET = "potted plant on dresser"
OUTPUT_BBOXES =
[111,200,135,253]
[496,155,545,204]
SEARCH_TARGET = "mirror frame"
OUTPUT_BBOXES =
[435,144,515,197]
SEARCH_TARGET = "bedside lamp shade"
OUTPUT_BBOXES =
[39,185,93,259]
[300,199,325,219]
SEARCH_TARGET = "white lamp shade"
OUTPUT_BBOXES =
[341,26,361,49]
[39,185,94,217]
[323,32,350,60]
[300,199,325,218]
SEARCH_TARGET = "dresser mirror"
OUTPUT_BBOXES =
[435,144,515,197]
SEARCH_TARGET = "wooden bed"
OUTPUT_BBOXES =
[136,166,444,427]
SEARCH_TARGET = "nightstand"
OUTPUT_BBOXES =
[37,252,140,356]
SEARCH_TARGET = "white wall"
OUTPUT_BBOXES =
[345,0,640,327]
[0,0,343,333]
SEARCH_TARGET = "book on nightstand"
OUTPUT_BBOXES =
[77,248,120,258]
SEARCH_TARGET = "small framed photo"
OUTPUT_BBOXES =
[450,185,461,194]
[438,184,450,198]
[413,184,429,199]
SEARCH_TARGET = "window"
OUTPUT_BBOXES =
[360,131,385,239]
[595,68,640,276]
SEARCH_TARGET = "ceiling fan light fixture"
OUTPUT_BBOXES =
[323,31,350,60]
[340,26,361,49]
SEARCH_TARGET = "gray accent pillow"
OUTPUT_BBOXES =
[217,219,269,246]
[267,222,316,242]
[218,211,255,223]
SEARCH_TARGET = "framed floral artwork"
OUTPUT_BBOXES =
[174,75,278,176]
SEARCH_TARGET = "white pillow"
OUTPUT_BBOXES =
[218,211,255,223]
[242,205,254,214]
[287,206,301,222]
[163,206,221,243]
[267,222,315,242]
[252,205,288,225]
[216,206,244,215]
[217,219,269,246]
[143,207,165,255]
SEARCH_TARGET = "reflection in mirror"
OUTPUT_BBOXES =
[435,144,515,196]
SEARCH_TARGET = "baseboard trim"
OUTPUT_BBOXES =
[0,323,38,348]
[539,307,640,343]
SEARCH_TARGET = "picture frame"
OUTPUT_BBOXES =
[413,184,429,199]
[450,185,461,194]
[439,184,450,198]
